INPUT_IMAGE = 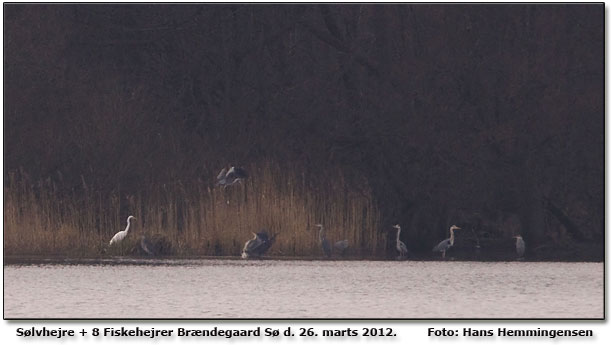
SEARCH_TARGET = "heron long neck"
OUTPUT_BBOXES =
[125,220,131,233]
[319,227,326,241]
[396,227,401,245]
[449,229,455,245]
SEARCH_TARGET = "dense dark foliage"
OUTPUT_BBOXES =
[4,5,603,255]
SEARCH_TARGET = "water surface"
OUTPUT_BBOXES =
[4,260,603,318]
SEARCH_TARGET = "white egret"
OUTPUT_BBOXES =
[392,224,409,259]
[109,215,136,246]
[432,225,461,258]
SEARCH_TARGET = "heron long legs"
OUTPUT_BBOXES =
[432,225,461,258]
[392,224,408,259]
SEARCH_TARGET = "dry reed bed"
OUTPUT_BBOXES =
[4,165,386,258]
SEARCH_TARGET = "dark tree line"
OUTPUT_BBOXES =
[4,4,603,254]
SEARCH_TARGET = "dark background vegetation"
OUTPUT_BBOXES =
[4,4,604,258]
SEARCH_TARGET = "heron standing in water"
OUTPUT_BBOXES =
[392,224,409,259]
[109,216,136,246]
[513,235,525,259]
[432,225,461,258]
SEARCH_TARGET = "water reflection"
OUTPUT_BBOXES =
[4,260,603,318]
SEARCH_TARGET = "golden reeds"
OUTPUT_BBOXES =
[4,164,385,258]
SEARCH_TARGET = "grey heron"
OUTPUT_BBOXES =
[241,231,276,259]
[139,235,156,256]
[513,235,525,258]
[109,215,136,246]
[315,224,332,257]
[217,166,248,187]
[242,232,263,259]
[333,239,349,255]
[253,231,277,256]
[470,227,482,251]
[392,224,409,259]
[432,225,461,258]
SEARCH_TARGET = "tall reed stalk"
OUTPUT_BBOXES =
[4,164,385,258]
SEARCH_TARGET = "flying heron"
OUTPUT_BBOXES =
[392,224,409,259]
[109,215,136,246]
[217,166,248,188]
[432,225,461,258]
[513,235,525,259]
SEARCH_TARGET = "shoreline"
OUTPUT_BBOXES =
[3,254,603,266]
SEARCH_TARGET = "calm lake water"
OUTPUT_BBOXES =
[3,260,603,319]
